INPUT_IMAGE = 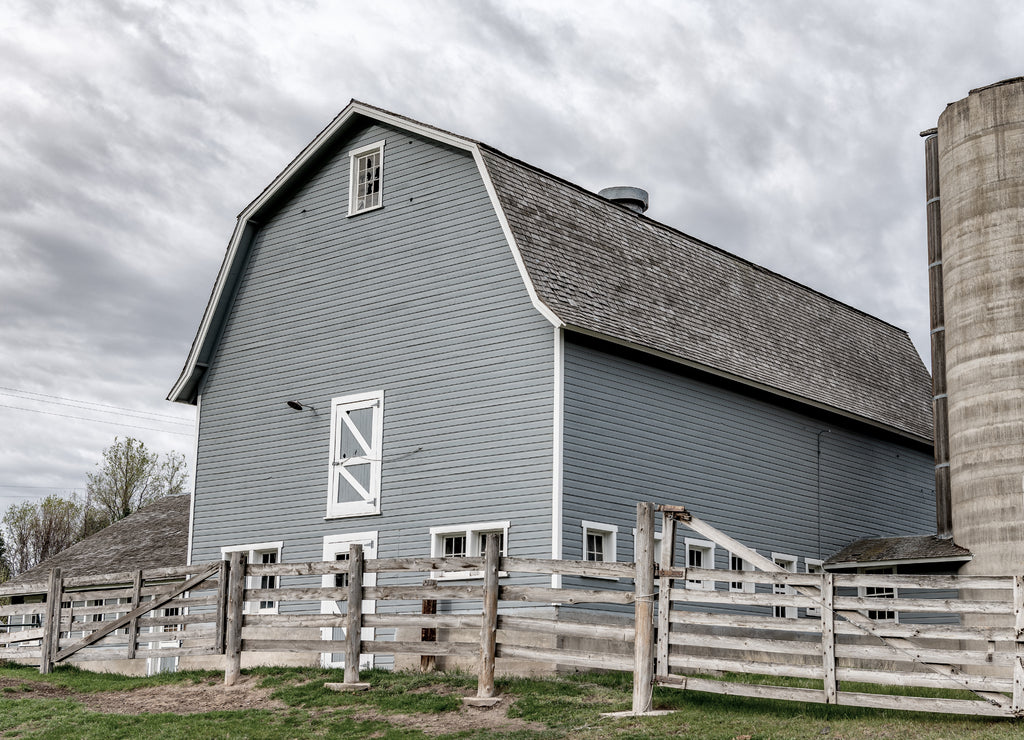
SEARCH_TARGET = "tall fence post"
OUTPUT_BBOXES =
[343,543,365,685]
[464,533,501,706]
[1013,575,1024,713]
[126,570,143,660]
[420,579,437,672]
[39,568,62,674]
[224,551,246,686]
[821,572,837,703]
[632,502,655,714]
[656,510,676,678]
[214,558,230,655]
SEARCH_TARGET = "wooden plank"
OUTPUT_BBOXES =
[242,639,347,653]
[243,587,347,602]
[499,557,635,579]
[244,561,350,577]
[362,640,478,657]
[224,552,245,686]
[1014,575,1024,713]
[39,568,62,674]
[656,511,676,677]
[667,631,820,657]
[70,646,219,661]
[837,667,1013,692]
[500,586,634,605]
[497,644,633,671]
[0,603,48,617]
[364,613,480,630]
[661,567,822,587]
[367,556,485,573]
[668,588,817,609]
[668,654,823,680]
[633,501,656,714]
[835,573,1010,591]
[476,533,500,699]
[664,676,827,705]
[832,595,1013,615]
[365,585,481,601]
[821,572,837,704]
[1,628,45,644]
[835,642,1016,667]
[834,690,1013,717]
[498,615,635,642]
[344,544,364,684]
[243,614,348,629]
[126,570,142,660]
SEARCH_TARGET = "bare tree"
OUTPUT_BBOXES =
[1,495,84,577]
[85,437,189,532]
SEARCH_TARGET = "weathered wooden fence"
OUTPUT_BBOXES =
[3,503,1024,718]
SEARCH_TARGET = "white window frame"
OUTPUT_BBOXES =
[772,553,797,619]
[728,552,755,593]
[860,566,899,623]
[221,541,283,615]
[326,390,384,519]
[429,521,510,580]
[581,521,618,573]
[684,538,716,591]
[348,139,385,216]
[322,532,377,669]
[805,558,824,617]
[631,528,664,565]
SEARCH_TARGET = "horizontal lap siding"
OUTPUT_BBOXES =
[561,336,935,572]
[191,122,554,569]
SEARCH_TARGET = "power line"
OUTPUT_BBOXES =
[0,386,192,423]
[0,403,193,436]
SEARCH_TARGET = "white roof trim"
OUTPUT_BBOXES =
[169,101,561,403]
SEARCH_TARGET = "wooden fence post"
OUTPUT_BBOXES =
[420,579,437,672]
[1013,575,1023,713]
[126,570,143,660]
[39,568,62,674]
[632,502,656,714]
[821,572,837,703]
[215,559,229,655]
[343,544,365,686]
[224,552,246,686]
[656,511,676,678]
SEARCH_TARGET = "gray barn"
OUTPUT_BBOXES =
[170,102,936,641]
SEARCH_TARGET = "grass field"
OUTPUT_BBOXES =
[0,661,1020,739]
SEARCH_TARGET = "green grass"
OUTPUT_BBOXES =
[0,660,1020,739]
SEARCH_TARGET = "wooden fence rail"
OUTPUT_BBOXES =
[3,502,1024,718]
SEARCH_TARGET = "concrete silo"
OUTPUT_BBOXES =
[924,77,1024,577]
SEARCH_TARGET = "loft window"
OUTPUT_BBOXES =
[348,140,385,215]
[327,391,384,518]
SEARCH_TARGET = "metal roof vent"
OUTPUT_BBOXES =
[598,186,649,214]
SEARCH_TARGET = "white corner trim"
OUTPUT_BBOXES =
[471,146,563,328]
[551,327,564,588]
[185,395,201,566]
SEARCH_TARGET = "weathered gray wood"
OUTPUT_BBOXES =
[497,644,633,671]
[368,557,484,573]
[364,613,480,630]
[215,558,229,655]
[661,567,822,587]
[668,588,817,609]
[498,615,635,641]
[1,627,45,644]
[39,568,62,674]
[362,640,478,657]
[0,603,48,616]
[656,511,676,677]
[244,587,348,602]
[666,507,1012,709]
[837,666,1013,692]
[69,645,220,661]
[477,533,500,699]
[365,585,480,601]
[126,570,143,660]
[420,581,437,673]
[54,565,220,663]
[832,594,1012,615]
[835,573,1011,590]
[1014,575,1024,713]
[632,502,655,714]
[500,586,634,605]
[669,654,823,680]
[243,614,349,629]
[836,642,1016,667]
[498,557,635,579]
[224,552,246,686]
[821,572,837,704]
[667,631,820,656]
[344,544,364,684]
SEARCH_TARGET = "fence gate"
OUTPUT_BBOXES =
[653,505,1023,718]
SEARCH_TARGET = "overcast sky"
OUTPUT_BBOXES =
[1,0,1020,513]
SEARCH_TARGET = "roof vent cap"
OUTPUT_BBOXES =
[598,186,649,214]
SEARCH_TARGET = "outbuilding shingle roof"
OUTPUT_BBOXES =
[4,494,190,589]
[481,147,933,441]
[824,534,971,569]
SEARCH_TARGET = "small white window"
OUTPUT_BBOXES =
[805,558,824,617]
[861,567,898,623]
[327,391,384,518]
[348,140,385,215]
[581,521,617,565]
[772,553,797,618]
[322,532,378,670]
[685,539,716,590]
[430,521,510,579]
[222,541,283,614]
[631,528,664,565]
[729,552,754,593]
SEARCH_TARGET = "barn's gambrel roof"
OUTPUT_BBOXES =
[170,102,932,443]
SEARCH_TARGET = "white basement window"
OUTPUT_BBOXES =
[861,566,898,623]
[805,558,824,617]
[348,140,385,215]
[582,521,618,566]
[685,539,716,590]
[729,552,755,593]
[429,521,510,580]
[326,391,384,518]
[221,541,283,614]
